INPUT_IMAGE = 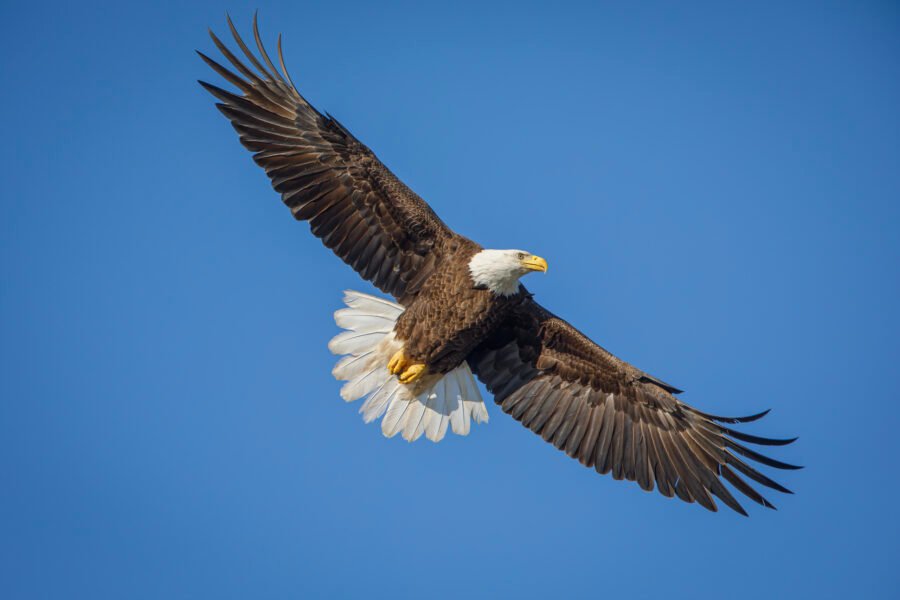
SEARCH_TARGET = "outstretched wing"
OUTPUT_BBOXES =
[468,297,800,515]
[198,15,457,303]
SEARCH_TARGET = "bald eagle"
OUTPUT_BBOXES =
[198,15,799,515]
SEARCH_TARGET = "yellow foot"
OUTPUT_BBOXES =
[398,363,428,384]
[388,350,409,375]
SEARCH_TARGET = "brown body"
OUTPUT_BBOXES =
[395,240,525,374]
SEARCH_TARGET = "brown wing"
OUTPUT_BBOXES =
[468,297,800,515]
[198,15,457,303]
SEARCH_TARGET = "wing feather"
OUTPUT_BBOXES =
[200,16,458,303]
[468,297,800,515]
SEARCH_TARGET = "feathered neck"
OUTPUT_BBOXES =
[467,250,524,296]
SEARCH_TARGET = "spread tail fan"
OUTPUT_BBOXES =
[329,290,488,442]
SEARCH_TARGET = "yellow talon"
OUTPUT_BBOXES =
[388,350,409,375]
[398,363,428,384]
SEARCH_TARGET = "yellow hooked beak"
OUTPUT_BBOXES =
[521,254,549,273]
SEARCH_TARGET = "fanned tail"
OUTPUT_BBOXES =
[329,290,488,442]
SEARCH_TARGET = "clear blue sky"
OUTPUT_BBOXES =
[2,1,899,598]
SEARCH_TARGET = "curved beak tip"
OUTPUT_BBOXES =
[523,255,549,273]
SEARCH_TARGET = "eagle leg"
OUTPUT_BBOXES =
[388,350,410,375]
[398,363,428,384]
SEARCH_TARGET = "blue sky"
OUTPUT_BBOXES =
[2,1,899,598]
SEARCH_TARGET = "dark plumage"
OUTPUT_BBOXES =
[199,14,800,515]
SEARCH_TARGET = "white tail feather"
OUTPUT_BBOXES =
[329,290,488,442]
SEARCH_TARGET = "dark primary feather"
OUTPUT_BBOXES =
[198,14,456,304]
[469,296,800,516]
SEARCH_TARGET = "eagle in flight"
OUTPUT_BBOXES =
[199,15,799,515]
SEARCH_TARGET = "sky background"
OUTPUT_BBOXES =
[2,1,899,598]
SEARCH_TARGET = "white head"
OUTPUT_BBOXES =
[468,249,549,296]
